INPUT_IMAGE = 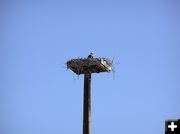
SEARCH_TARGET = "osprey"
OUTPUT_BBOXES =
[88,53,94,59]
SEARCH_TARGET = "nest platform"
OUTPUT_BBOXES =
[67,57,112,75]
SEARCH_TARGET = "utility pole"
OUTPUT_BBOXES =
[83,73,91,134]
[67,53,112,134]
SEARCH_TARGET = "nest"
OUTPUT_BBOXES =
[66,57,113,75]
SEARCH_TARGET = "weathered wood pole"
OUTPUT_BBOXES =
[83,73,91,134]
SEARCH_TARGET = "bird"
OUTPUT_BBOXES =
[88,52,94,59]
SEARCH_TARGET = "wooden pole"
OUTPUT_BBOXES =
[83,73,91,134]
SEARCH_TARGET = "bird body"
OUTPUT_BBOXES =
[87,53,94,59]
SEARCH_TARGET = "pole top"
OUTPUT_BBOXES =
[66,53,113,75]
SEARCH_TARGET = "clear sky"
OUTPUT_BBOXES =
[1,1,180,134]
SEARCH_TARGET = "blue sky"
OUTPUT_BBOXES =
[1,1,180,134]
